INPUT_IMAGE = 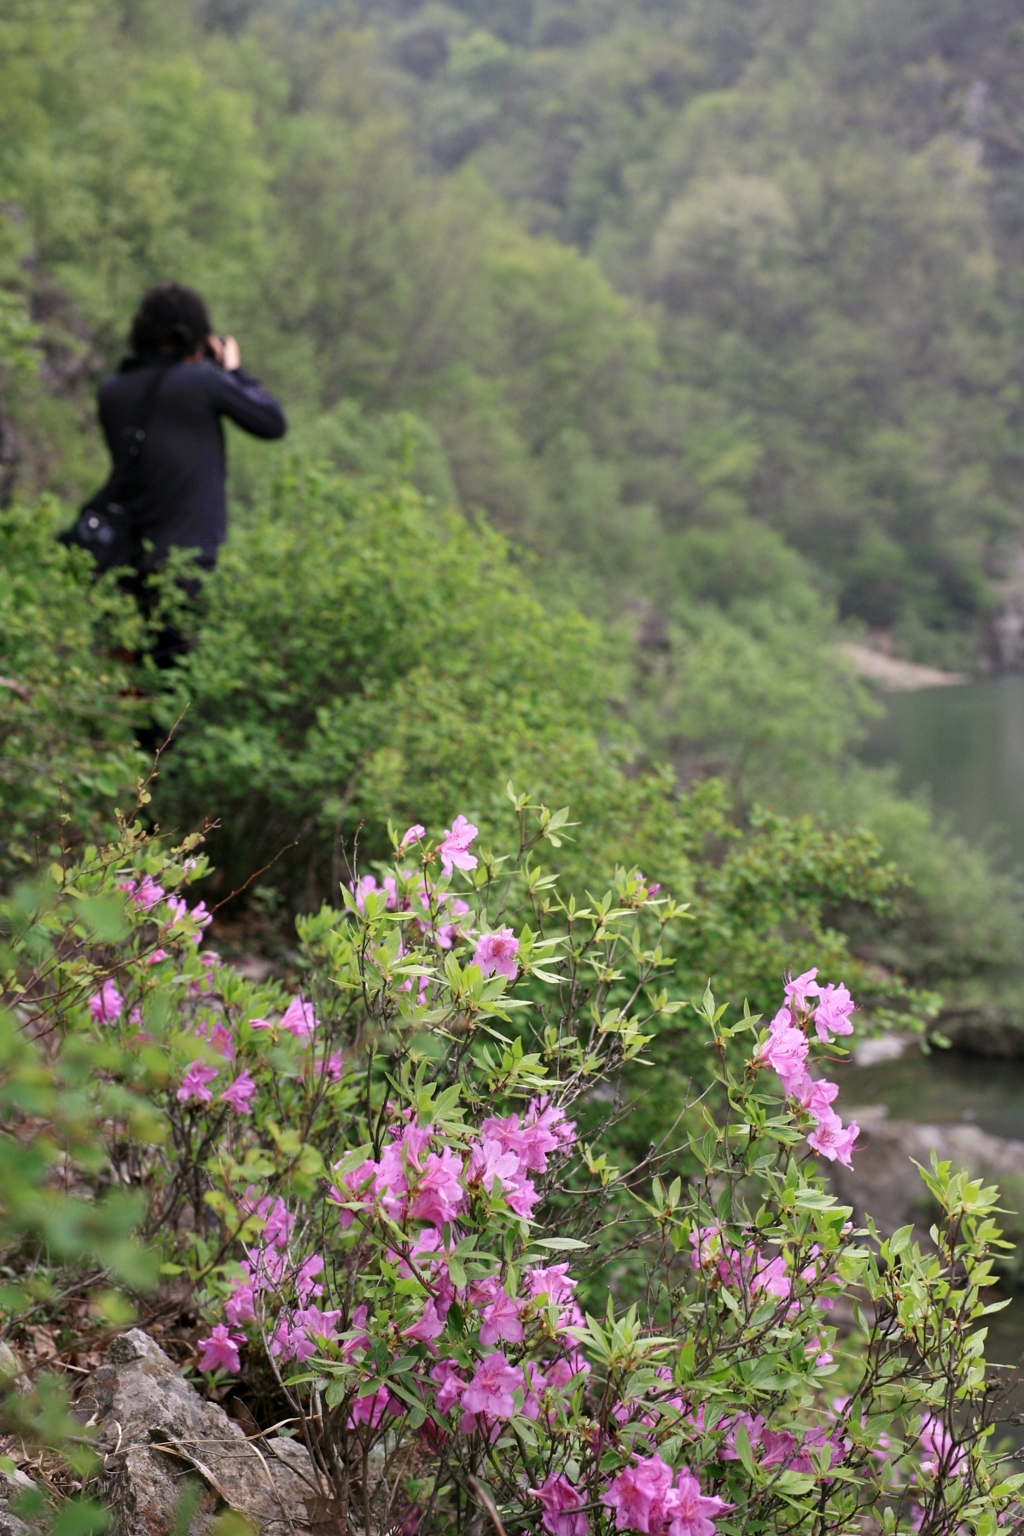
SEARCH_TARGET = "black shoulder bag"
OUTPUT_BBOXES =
[60,362,171,573]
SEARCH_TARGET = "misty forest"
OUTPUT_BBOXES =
[5,3,1024,1534]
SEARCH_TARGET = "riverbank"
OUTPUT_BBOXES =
[841,641,970,691]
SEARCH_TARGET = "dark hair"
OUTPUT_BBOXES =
[129,282,212,359]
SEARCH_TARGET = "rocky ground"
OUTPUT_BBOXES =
[2,1330,325,1536]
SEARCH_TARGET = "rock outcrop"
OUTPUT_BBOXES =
[0,1467,41,1536]
[76,1330,320,1536]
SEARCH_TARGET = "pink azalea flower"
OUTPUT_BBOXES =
[176,1059,219,1104]
[665,1467,733,1536]
[280,996,318,1040]
[784,968,820,1011]
[524,1263,577,1307]
[751,1254,791,1300]
[917,1414,967,1478]
[530,1474,588,1536]
[351,874,395,913]
[196,1020,235,1058]
[145,948,169,966]
[190,901,213,930]
[547,1352,590,1390]
[325,1050,344,1081]
[473,928,519,980]
[408,1147,466,1228]
[248,1016,272,1030]
[348,1385,403,1427]
[404,1299,446,1344]
[219,1070,256,1114]
[603,1457,731,1536]
[296,1254,324,1302]
[479,1288,525,1346]
[401,824,426,849]
[435,896,470,949]
[689,1223,746,1288]
[225,1266,256,1327]
[460,1352,524,1420]
[329,1158,378,1228]
[438,814,478,878]
[261,1196,295,1250]
[795,1076,839,1119]
[340,1304,370,1361]
[813,983,855,1042]
[431,1358,467,1415]
[120,875,166,910]
[758,1010,810,1095]
[481,1100,575,1174]
[89,980,124,1024]
[789,1425,846,1474]
[602,1456,675,1533]
[504,1174,541,1219]
[466,1136,521,1194]
[272,1304,342,1364]
[197,1324,245,1374]
[806,1111,858,1169]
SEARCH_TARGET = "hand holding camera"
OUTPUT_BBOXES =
[206,334,241,370]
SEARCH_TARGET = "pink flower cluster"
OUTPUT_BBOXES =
[530,1474,587,1536]
[331,1098,576,1233]
[219,1196,344,1368]
[175,1056,255,1114]
[916,1414,967,1479]
[689,1223,789,1298]
[689,1227,837,1366]
[250,994,319,1039]
[473,927,519,980]
[164,895,212,940]
[721,1413,845,1475]
[602,1456,732,1536]
[119,874,166,911]
[757,970,859,1168]
[89,979,124,1023]
[438,814,478,878]
[351,867,471,953]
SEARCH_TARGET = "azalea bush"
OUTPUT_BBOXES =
[1,792,1021,1536]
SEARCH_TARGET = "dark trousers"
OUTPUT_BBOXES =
[120,567,209,753]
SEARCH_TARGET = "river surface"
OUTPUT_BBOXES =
[859,674,1024,868]
[853,677,1024,1396]
[838,1048,1024,1414]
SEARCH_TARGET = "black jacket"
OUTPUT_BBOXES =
[97,356,286,567]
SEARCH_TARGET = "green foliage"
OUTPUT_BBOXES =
[6,0,1022,662]
[151,468,613,900]
[0,501,143,882]
[2,0,1024,1051]
[0,799,1013,1535]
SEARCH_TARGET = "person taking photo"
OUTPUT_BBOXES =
[64,281,286,747]
[88,281,286,590]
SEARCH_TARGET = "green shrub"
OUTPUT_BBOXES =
[153,468,614,903]
[0,500,143,884]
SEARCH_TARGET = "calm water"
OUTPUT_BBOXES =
[849,680,1024,1391]
[860,675,1024,868]
[840,1049,1024,1140]
[839,1047,1024,1393]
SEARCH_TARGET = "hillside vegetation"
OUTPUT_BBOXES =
[2,0,1024,1044]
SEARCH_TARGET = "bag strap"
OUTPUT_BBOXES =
[118,361,173,497]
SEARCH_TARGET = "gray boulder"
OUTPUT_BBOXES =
[830,1107,1024,1240]
[0,1468,41,1536]
[76,1330,319,1536]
